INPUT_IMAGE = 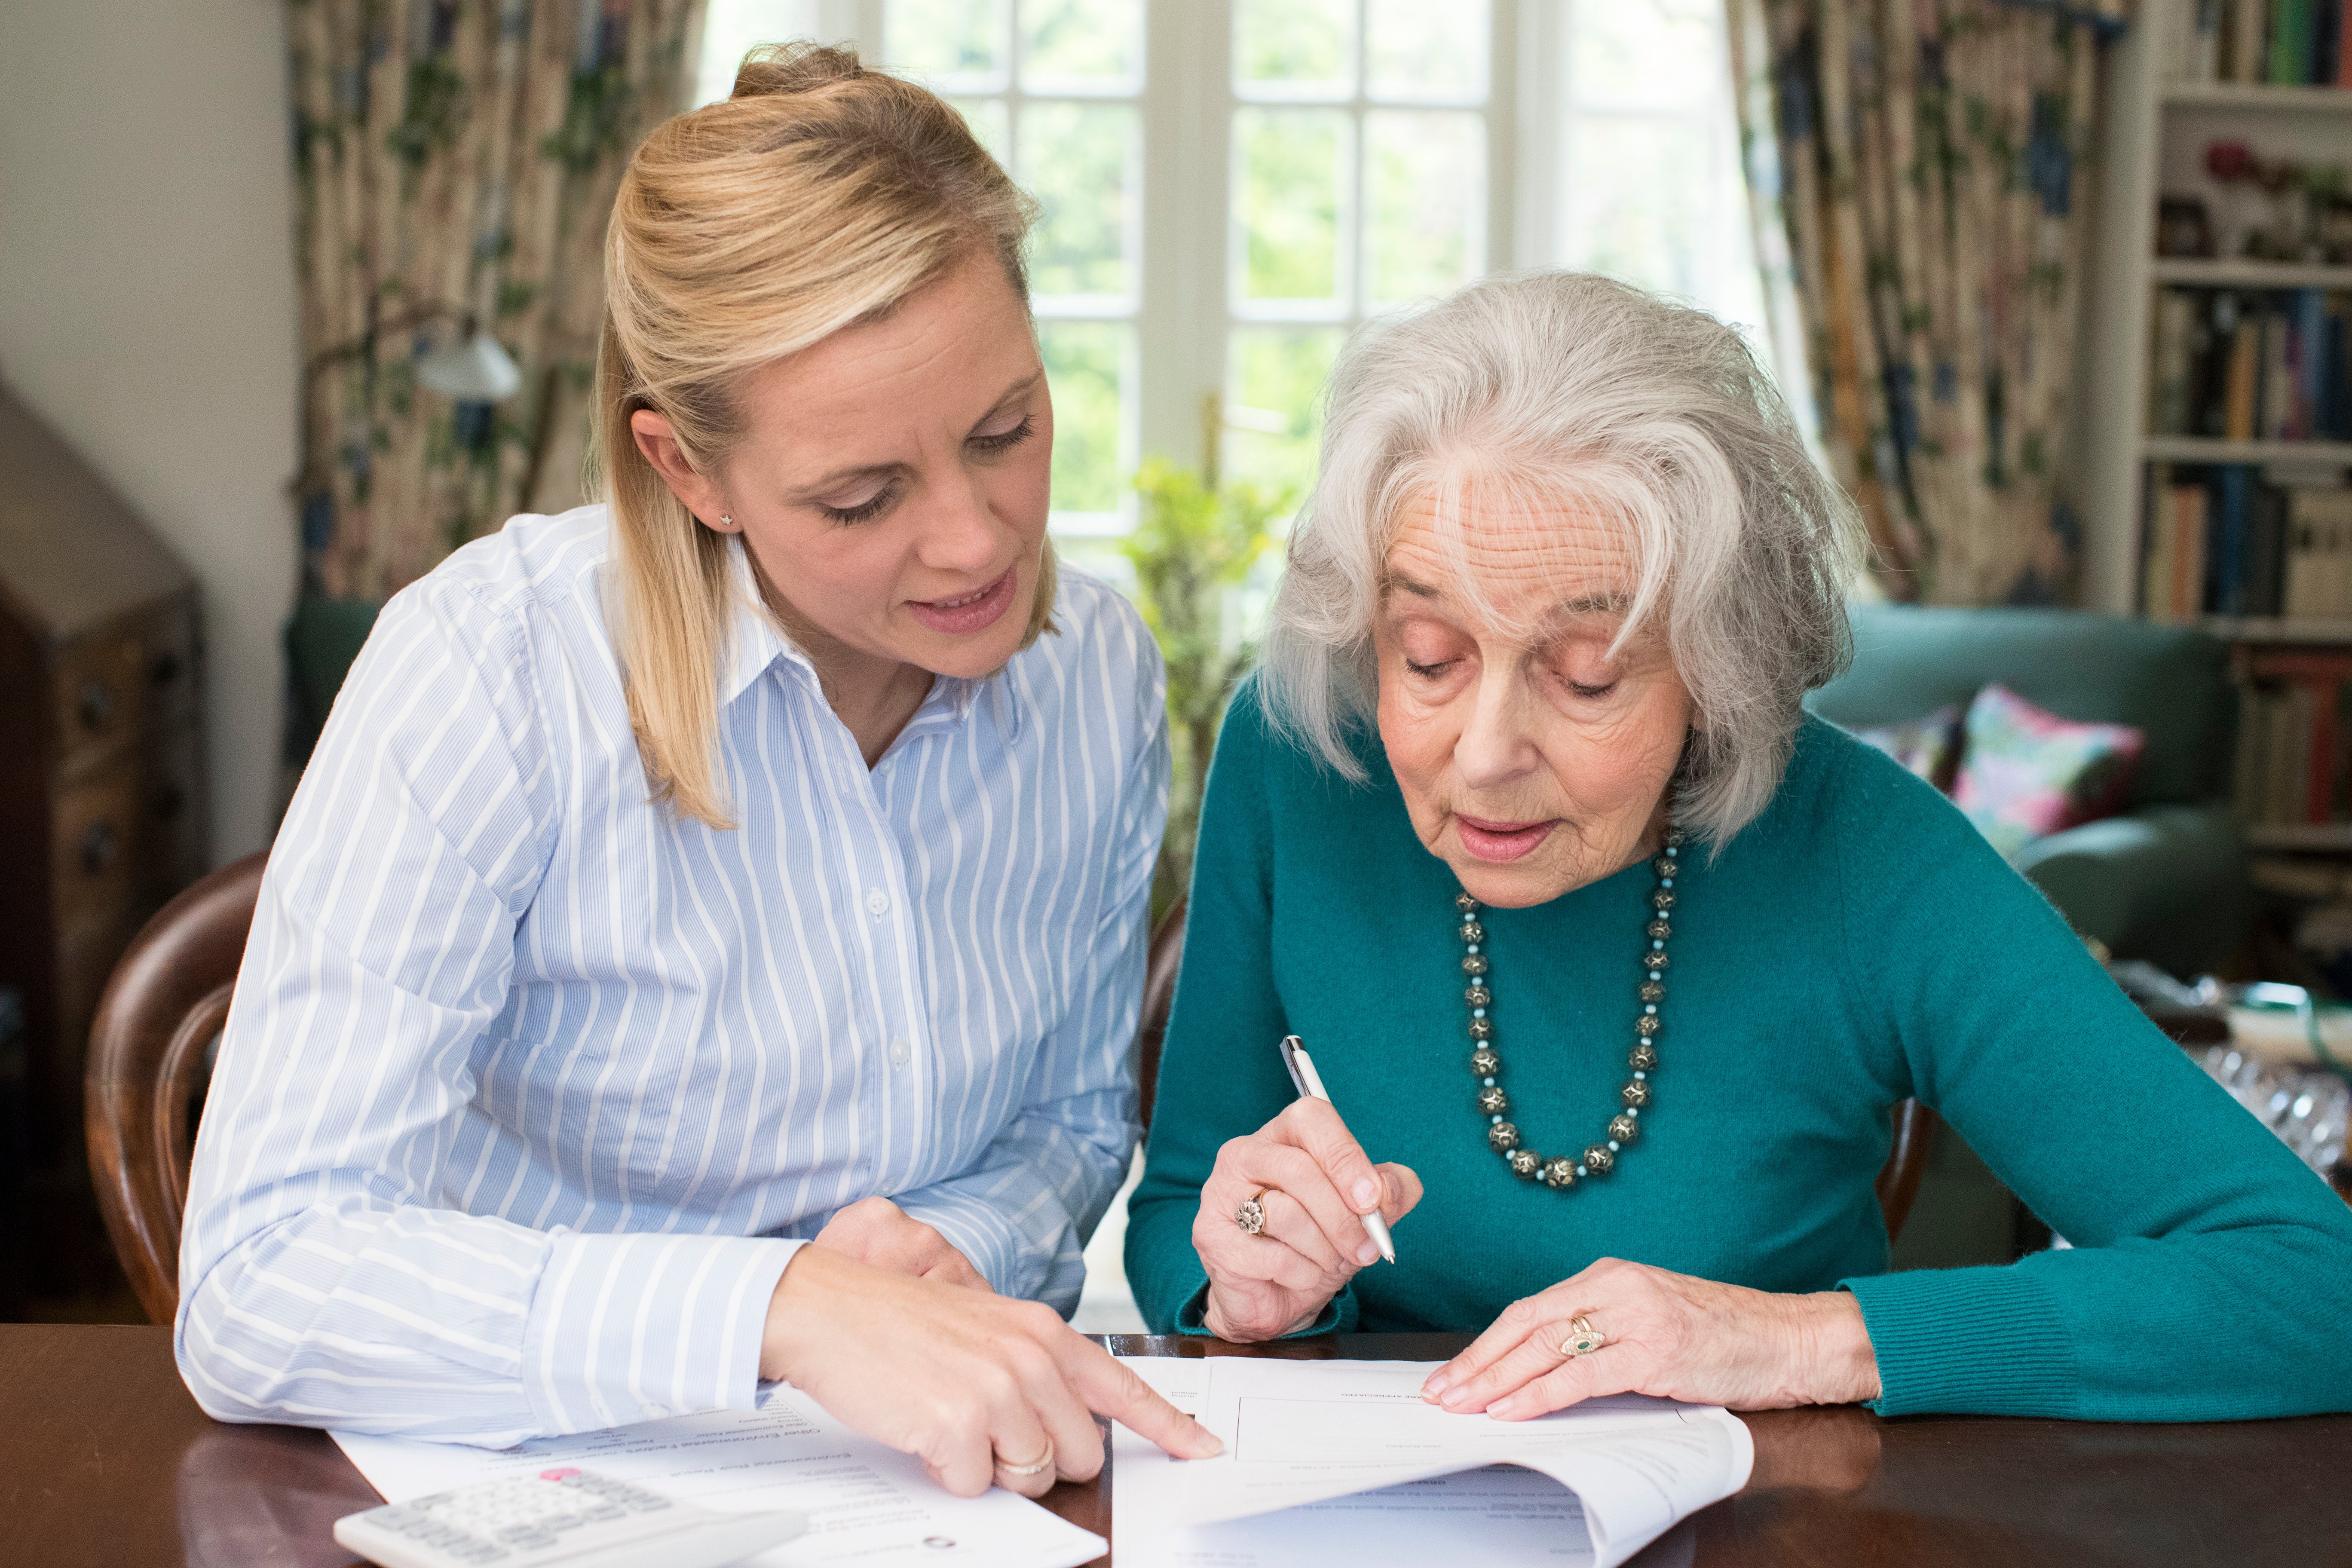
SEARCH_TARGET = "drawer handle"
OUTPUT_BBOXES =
[151,651,184,687]
[78,680,114,730]
[80,821,119,874]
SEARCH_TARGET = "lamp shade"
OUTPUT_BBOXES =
[415,331,523,403]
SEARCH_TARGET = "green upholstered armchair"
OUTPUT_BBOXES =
[1808,604,2251,981]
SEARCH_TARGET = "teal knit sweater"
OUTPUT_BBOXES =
[1125,680,2352,1420]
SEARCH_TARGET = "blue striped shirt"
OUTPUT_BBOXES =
[177,505,1167,1446]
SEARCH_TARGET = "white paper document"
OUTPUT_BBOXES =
[331,1384,1105,1568]
[1112,1357,1750,1568]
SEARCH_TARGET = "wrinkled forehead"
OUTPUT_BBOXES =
[1378,479,1643,643]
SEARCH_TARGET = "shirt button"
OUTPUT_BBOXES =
[866,888,890,916]
[888,1038,912,1067]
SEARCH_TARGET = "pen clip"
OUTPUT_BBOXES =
[1277,1035,1309,1098]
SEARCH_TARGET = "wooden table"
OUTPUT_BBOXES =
[6,1323,2349,1568]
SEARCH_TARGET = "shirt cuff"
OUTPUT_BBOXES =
[1172,1279,1356,1338]
[1841,1265,2077,1418]
[521,1231,799,1435]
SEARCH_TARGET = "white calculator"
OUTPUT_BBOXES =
[333,1466,807,1568]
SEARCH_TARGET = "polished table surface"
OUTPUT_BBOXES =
[6,1323,2349,1568]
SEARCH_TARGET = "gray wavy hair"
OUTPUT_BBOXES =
[1257,271,1866,848]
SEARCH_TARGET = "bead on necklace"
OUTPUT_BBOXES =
[1458,826,1681,1190]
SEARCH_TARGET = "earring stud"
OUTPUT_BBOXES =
[719,513,733,527]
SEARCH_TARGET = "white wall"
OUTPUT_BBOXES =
[0,0,300,864]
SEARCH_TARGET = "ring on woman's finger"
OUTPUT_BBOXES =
[1234,1189,1272,1235]
[1558,1315,1606,1357]
[994,1439,1055,1478]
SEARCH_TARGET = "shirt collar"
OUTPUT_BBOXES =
[714,536,1025,744]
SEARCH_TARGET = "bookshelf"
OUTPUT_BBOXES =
[2144,436,2352,461]
[2245,822,2352,848]
[2200,613,2352,640]
[2159,80,2352,108]
[2148,257,2352,286]
[2082,0,2352,628]
[2077,2,2352,847]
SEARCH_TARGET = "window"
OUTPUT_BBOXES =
[1536,0,1767,343]
[1220,0,1501,500]
[692,0,1776,560]
[885,0,1146,539]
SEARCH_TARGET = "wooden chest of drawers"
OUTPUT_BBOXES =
[0,386,208,1177]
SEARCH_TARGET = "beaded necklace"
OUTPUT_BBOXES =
[1457,826,1680,1189]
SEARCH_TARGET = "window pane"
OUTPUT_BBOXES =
[693,0,819,106]
[1234,0,1355,98]
[1365,0,1487,102]
[886,0,1008,86]
[1233,108,1349,306]
[1560,118,1713,297]
[1041,320,1133,516]
[1570,0,1715,112]
[949,96,1010,163]
[1225,327,1344,500]
[1021,0,1141,91]
[1019,101,1136,300]
[1364,110,1482,306]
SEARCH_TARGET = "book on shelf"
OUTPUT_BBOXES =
[2234,648,2352,827]
[2147,287,2352,442]
[2141,462,2352,619]
[2168,0,2352,83]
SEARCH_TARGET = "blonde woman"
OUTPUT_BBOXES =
[176,45,1219,1491]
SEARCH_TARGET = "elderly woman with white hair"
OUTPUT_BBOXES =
[1124,272,2352,1422]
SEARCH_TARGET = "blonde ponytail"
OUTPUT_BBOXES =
[592,43,1052,829]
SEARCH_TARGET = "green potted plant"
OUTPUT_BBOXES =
[1121,458,1289,911]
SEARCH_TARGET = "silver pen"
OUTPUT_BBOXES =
[1277,1035,1398,1265]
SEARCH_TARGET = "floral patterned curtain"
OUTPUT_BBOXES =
[288,0,701,603]
[1726,0,2121,605]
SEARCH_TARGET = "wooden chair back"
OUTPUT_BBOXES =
[84,851,267,1325]
[1133,896,1939,1243]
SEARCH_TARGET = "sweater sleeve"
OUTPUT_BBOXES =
[1125,683,1360,1336]
[1828,741,2352,1420]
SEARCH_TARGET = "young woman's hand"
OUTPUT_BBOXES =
[810,1196,989,1289]
[1418,1257,1882,1418]
[761,1247,1223,1497]
[1191,1098,1422,1342]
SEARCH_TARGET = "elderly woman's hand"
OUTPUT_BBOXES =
[1194,1098,1423,1341]
[1419,1258,1881,1417]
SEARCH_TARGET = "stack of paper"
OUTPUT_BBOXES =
[331,1385,1104,1568]
[1113,1357,1752,1567]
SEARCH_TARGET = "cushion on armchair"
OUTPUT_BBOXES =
[1951,685,2146,860]
[1810,604,2233,809]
